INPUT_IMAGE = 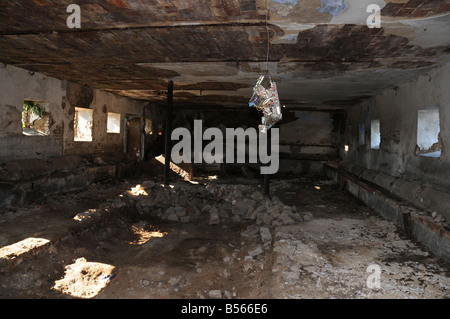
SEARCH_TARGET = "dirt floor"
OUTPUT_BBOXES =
[0,173,449,299]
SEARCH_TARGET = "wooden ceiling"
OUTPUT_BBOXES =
[0,0,449,108]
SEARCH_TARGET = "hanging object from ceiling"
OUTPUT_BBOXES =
[249,75,283,133]
[249,0,283,133]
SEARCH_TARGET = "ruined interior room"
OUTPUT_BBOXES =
[0,0,449,300]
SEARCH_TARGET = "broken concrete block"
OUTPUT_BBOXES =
[137,198,154,208]
[251,191,264,201]
[263,213,272,225]
[291,243,320,266]
[208,290,222,299]
[302,212,313,222]
[232,199,256,216]
[240,225,259,238]
[279,213,295,225]
[181,216,190,223]
[291,212,304,222]
[282,271,300,281]
[209,209,220,225]
[189,197,203,208]
[245,204,265,220]
[168,277,179,285]
[273,242,296,258]
[163,206,175,218]
[232,214,241,222]
[248,246,263,257]
[167,213,178,222]
[267,205,280,216]
[255,212,264,225]
[260,227,272,243]
[201,204,212,213]
[271,219,284,226]
[110,200,127,209]
[164,207,178,221]
[154,191,169,204]
[281,207,294,217]
[271,196,285,208]
[174,206,187,217]
[271,196,281,203]
[219,207,231,219]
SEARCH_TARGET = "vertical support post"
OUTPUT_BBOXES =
[263,127,271,197]
[164,80,173,187]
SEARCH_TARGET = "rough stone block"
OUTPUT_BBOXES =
[373,172,398,192]
[417,187,450,222]
[391,179,423,203]
[260,227,272,243]
[360,169,379,183]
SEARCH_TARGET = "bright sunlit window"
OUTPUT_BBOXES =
[417,106,441,157]
[371,119,380,149]
[22,100,51,136]
[74,107,93,142]
[107,112,121,134]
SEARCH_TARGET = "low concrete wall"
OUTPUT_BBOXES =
[325,162,450,264]
[336,161,450,222]
[0,154,138,208]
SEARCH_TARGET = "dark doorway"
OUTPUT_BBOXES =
[125,115,142,159]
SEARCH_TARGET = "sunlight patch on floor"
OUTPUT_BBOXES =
[129,224,167,245]
[53,257,116,299]
[73,209,102,222]
[128,184,148,196]
[0,237,50,261]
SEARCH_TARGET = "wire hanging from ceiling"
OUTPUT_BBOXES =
[264,0,271,77]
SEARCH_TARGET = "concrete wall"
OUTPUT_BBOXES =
[278,110,340,175]
[342,61,450,191]
[63,88,145,157]
[339,61,450,225]
[166,108,340,175]
[0,64,147,163]
[0,64,149,207]
[0,64,66,162]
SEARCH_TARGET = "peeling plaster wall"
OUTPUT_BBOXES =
[63,87,145,157]
[0,64,147,163]
[342,61,450,191]
[0,64,66,162]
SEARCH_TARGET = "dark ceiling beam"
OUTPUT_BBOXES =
[0,21,272,37]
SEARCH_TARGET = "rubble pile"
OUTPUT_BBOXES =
[116,180,313,231]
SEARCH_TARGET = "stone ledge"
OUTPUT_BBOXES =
[0,154,138,208]
[325,162,450,264]
[335,161,450,222]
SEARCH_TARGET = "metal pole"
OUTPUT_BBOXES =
[164,80,173,187]
[263,127,271,197]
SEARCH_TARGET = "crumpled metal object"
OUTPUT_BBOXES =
[249,75,283,133]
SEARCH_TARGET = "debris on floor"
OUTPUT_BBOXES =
[0,176,448,299]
